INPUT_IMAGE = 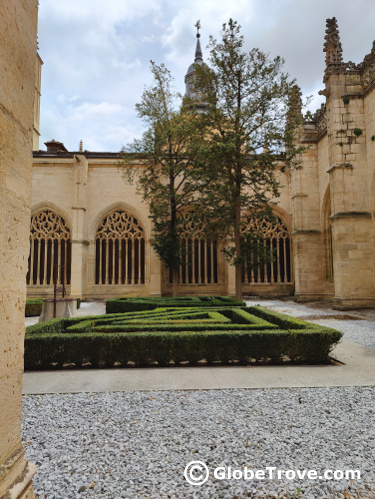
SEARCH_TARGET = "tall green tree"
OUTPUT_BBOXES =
[189,19,305,300]
[120,62,203,296]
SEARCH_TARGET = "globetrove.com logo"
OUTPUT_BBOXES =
[183,462,361,486]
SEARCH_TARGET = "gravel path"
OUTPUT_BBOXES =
[246,299,375,350]
[23,387,374,499]
[22,300,375,498]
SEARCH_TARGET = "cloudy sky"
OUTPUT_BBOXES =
[37,0,375,152]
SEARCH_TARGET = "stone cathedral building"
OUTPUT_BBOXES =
[28,18,375,309]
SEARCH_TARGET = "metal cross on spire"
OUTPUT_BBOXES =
[194,20,201,37]
[193,20,203,62]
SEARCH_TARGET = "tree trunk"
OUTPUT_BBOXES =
[172,267,179,297]
[234,196,243,302]
[234,234,243,301]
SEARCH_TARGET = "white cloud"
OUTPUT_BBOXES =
[37,0,375,152]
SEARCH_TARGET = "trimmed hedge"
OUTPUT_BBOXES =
[106,296,246,314]
[246,305,308,330]
[24,329,342,369]
[25,297,81,317]
[24,305,343,369]
[25,299,44,317]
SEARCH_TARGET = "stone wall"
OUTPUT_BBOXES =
[0,1,38,497]
[30,153,294,299]
[293,17,375,309]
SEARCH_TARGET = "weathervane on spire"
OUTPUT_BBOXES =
[194,20,201,38]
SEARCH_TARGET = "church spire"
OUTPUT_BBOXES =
[194,20,203,63]
[185,20,204,98]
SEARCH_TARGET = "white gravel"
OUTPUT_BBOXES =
[246,299,375,350]
[23,387,375,499]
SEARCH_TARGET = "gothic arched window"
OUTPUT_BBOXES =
[95,210,145,285]
[27,209,72,286]
[168,212,218,285]
[240,214,292,284]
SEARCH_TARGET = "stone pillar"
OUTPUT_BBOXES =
[0,1,38,498]
[291,134,325,301]
[70,154,88,298]
[321,17,374,308]
[226,242,236,297]
[149,245,162,296]
[326,74,375,308]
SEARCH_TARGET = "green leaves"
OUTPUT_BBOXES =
[185,20,305,299]
[120,21,307,299]
[119,63,205,288]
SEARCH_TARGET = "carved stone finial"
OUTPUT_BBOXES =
[324,17,343,64]
[286,84,303,132]
[289,84,303,116]
[323,17,344,81]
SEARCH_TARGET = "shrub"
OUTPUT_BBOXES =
[25,297,81,316]
[25,299,44,317]
[105,296,245,314]
[24,305,343,369]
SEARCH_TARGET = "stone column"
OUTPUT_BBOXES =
[291,132,325,301]
[149,245,162,296]
[322,17,375,308]
[0,1,38,498]
[326,74,374,308]
[70,154,88,298]
[226,241,236,297]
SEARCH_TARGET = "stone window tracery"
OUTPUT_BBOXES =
[95,210,145,285]
[240,214,292,284]
[167,211,218,285]
[27,209,72,286]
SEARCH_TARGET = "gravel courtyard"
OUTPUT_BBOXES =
[22,300,375,499]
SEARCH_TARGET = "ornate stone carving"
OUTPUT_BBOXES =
[30,209,71,241]
[358,42,375,89]
[287,84,303,128]
[96,210,144,241]
[240,214,290,239]
[343,61,360,75]
[324,18,343,65]
[323,18,361,81]
[178,210,204,237]
[314,104,327,136]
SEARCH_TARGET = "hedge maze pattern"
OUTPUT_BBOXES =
[25,300,343,369]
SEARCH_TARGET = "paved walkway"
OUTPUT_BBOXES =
[23,299,375,394]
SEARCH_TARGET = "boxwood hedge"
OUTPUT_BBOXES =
[25,297,81,317]
[25,299,44,317]
[105,296,245,314]
[24,305,343,369]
